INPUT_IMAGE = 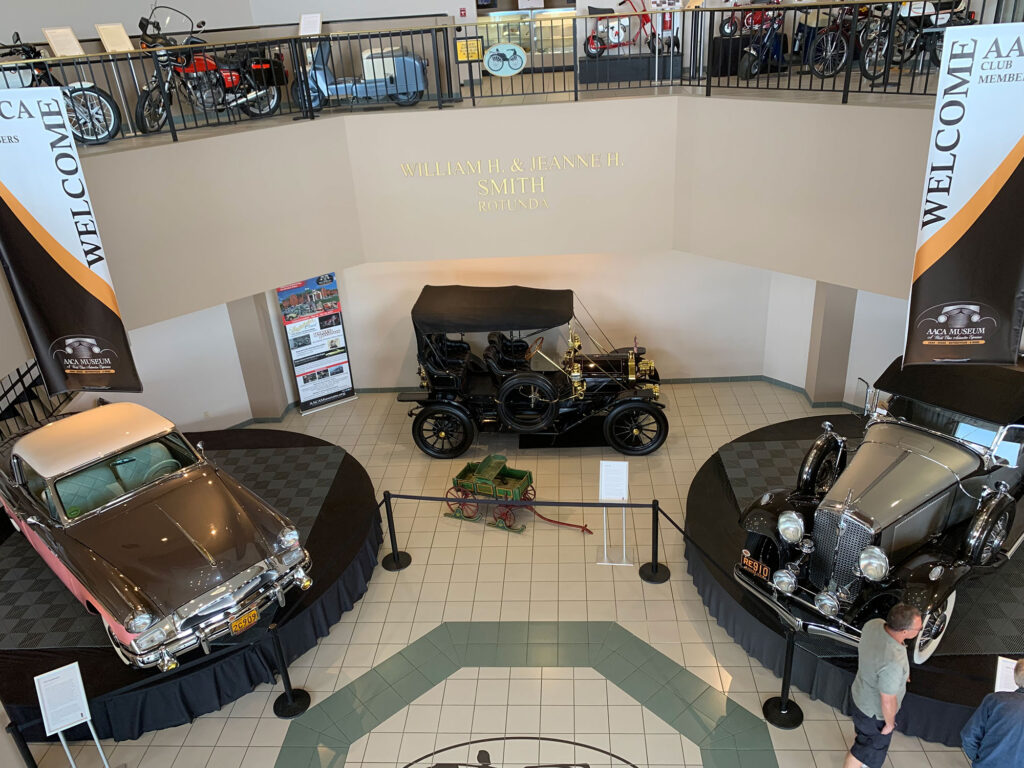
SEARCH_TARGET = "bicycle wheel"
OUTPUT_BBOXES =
[889,19,918,65]
[859,30,890,82]
[809,30,848,78]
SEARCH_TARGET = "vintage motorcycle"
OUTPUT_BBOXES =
[0,33,122,144]
[291,39,427,109]
[135,5,287,133]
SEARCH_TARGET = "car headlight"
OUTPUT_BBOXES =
[134,627,167,651]
[777,511,804,544]
[126,612,155,634]
[814,591,840,617]
[281,547,305,567]
[858,545,889,582]
[276,527,300,551]
[772,569,797,594]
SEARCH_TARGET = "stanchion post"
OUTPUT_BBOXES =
[5,721,37,768]
[381,490,412,571]
[762,628,804,729]
[270,623,311,718]
[639,499,670,584]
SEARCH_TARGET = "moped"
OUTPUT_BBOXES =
[291,40,427,109]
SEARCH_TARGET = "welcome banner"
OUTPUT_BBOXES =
[905,23,1024,365]
[0,87,140,393]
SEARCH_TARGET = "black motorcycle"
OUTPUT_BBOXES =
[0,33,122,144]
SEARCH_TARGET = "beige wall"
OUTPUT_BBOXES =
[675,95,931,300]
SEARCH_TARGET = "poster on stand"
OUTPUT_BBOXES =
[276,273,356,412]
[904,22,1024,365]
[0,87,141,394]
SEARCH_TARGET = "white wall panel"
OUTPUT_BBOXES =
[844,291,909,405]
[762,273,816,389]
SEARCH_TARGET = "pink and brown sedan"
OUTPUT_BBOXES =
[0,403,312,672]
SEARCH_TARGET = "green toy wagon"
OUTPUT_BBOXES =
[444,454,592,535]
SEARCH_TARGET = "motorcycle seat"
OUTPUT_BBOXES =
[589,6,615,15]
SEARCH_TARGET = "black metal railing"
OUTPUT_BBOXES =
[0,0,1006,148]
[0,361,73,441]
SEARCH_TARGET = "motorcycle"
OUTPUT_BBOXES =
[859,0,976,80]
[0,33,122,144]
[291,39,427,109]
[135,5,287,133]
[737,14,787,80]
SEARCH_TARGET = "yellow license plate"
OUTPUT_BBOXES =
[741,556,770,581]
[230,608,259,635]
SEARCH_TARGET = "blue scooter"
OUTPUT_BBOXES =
[292,40,427,109]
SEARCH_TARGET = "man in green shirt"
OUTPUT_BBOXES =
[843,603,923,768]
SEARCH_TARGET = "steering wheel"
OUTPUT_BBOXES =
[525,337,544,360]
[144,459,182,483]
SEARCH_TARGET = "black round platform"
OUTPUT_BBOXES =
[0,428,382,742]
[684,414,1020,747]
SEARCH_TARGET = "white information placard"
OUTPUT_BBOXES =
[95,23,134,53]
[995,656,1019,692]
[299,13,323,36]
[599,460,629,502]
[41,27,85,57]
[35,662,90,736]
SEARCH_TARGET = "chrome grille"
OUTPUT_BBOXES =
[178,569,278,631]
[809,507,873,598]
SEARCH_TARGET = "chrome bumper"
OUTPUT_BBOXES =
[732,565,862,648]
[125,554,312,671]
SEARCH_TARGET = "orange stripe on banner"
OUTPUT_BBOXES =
[914,132,1024,283]
[0,180,121,317]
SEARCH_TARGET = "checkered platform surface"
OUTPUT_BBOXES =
[0,445,343,651]
[718,438,1024,657]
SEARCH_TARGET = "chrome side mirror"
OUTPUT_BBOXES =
[196,440,206,458]
[25,515,42,526]
[821,421,834,433]
[10,457,24,486]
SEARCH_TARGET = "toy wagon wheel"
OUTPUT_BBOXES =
[446,486,479,520]
[493,504,509,525]
[522,485,536,501]
[502,507,517,528]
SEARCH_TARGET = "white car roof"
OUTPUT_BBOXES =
[13,403,176,479]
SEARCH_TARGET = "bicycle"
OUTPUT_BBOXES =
[585,0,664,58]
[487,47,524,73]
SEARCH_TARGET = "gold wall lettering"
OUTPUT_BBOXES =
[397,151,623,214]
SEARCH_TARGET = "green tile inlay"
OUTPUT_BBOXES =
[275,621,779,768]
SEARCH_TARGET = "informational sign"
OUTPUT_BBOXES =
[995,656,1019,693]
[95,23,134,53]
[904,22,1024,365]
[276,273,355,412]
[456,36,484,63]
[0,87,141,394]
[35,662,90,736]
[483,43,526,76]
[299,13,323,36]
[599,460,629,502]
[41,27,85,57]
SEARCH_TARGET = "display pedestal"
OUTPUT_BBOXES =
[578,53,687,84]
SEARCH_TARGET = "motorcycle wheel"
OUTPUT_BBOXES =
[64,86,121,144]
[584,34,605,58]
[720,18,740,37]
[135,86,168,134]
[389,90,424,106]
[737,52,761,80]
[290,79,323,112]
[240,86,281,118]
[889,19,918,65]
[809,30,848,78]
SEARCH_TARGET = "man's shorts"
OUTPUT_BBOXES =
[850,702,895,768]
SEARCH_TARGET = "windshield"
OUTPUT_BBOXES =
[54,433,198,520]
[148,5,196,37]
[879,391,1024,465]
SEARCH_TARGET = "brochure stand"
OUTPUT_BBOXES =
[34,662,110,768]
[597,460,632,566]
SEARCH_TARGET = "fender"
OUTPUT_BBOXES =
[421,398,474,419]
[892,554,968,617]
[795,423,847,496]
[612,389,662,405]
[64,80,97,90]
[964,487,1015,564]
[738,489,816,538]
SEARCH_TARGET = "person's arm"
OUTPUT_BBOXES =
[960,696,990,762]
[880,693,899,735]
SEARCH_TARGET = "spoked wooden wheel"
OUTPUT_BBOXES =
[495,505,517,528]
[522,485,536,501]
[445,486,479,520]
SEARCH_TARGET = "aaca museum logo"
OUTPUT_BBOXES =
[49,335,119,374]
[915,301,998,346]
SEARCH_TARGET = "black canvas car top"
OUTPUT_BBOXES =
[411,285,574,335]
[876,356,1024,426]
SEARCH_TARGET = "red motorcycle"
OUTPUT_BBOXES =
[135,5,287,133]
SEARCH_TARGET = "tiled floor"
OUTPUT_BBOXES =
[29,382,971,767]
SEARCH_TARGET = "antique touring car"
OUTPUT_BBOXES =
[735,357,1024,663]
[0,403,312,671]
[398,285,667,458]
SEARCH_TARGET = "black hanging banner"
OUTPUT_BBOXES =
[0,87,140,394]
[904,24,1024,366]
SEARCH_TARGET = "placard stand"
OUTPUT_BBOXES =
[34,662,110,768]
[597,461,632,566]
